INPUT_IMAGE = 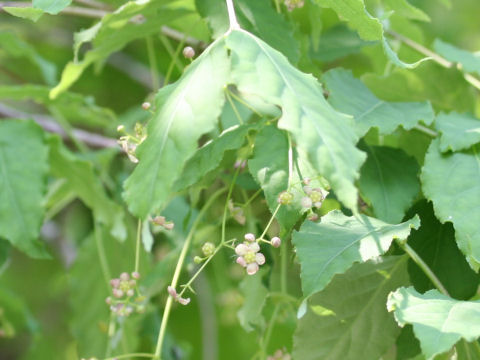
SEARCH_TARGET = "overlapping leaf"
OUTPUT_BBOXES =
[434,39,480,76]
[421,139,480,270]
[293,210,419,298]
[174,123,256,192]
[359,144,420,224]
[33,0,71,14]
[123,40,230,218]
[237,268,268,332]
[388,287,480,360]
[435,112,480,152]
[383,0,430,21]
[323,68,434,137]
[0,120,48,258]
[294,256,409,360]
[226,30,365,211]
[50,0,187,98]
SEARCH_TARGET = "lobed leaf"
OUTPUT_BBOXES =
[0,120,49,258]
[294,256,409,360]
[388,287,480,360]
[323,68,434,137]
[359,144,420,224]
[434,39,480,76]
[421,139,480,270]
[226,30,365,211]
[435,112,480,152]
[123,40,230,218]
[293,210,419,298]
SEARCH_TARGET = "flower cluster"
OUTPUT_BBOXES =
[284,0,304,11]
[117,123,147,163]
[151,215,175,230]
[167,286,190,305]
[235,233,266,275]
[105,272,145,317]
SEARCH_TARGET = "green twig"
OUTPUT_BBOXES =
[135,219,142,273]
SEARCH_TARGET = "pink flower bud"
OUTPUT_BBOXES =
[126,289,135,297]
[105,297,112,305]
[152,216,166,225]
[131,271,140,280]
[303,177,311,185]
[255,252,266,265]
[182,46,195,59]
[120,272,130,281]
[246,262,259,275]
[167,286,177,298]
[244,233,255,242]
[301,196,313,208]
[271,237,281,248]
[236,256,247,267]
[141,102,151,110]
[314,201,323,208]
[235,243,248,256]
[110,278,120,288]
[178,297,191,305]
[308,213,319,222]
[129,279,137,287]
[163,222,175,230]
[113,289,124,298]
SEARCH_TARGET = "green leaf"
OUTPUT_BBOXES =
[310,25,374,62]
[383,0,430,22]
[196,0,299,63]
[435,112,480,152]
[434,39,480,76]
[0,32,56,85]
[293,210,419,298]
[456,340,480,360]
[314,0,383,41]
[0,120,49,258]
[323,68,434,137]
[48,136,126,240]
[226,30,365,211]
[50,1,187,98]
[421,139,480,270]
[33,0,71,14]
[174,123,254,192]
[293,256,409,360]
[237,268,268,332]
[388,287,480,360]
[0,85,115,127]
[123,40,229,218]
[359,144,420,224]
[406,200,479,300]
[3,7,44,22]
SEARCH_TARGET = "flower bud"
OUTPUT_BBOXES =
[249,242,260,253]
[113,289,124,298]
[126,289,135,297]
[116,125,125,132]
[236,256,247,267]
[235,243,248,256]
[151,216,165,225]
[194,256,203,264]
[303,177,311,185]
[201,242,215,257]
[277,191,294,205]
[105,297,112,305]
[301,196,312,208]
[271,237,281,248]
[244,233,255,242]
[131,271,140,280]
[255,252,266,265]
[141,102,151,110]
[167,286,177,298]
[177,296,191,305]
[110,278,120,288]
[163,222,175,230]
[182,46,195,59]
[303,186,312,195]
[119,272,130,281]
[307,213,319,222]
[246,262,259,275]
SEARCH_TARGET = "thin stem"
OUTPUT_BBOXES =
[221,168,241,244]
[259,204,281,240]
[399,241,450,296]
[387,30,480,91]
[159,35,185,86]
[105,312,116,357]
[135,219,142,274]
[227,90,261,116]
[146,37,160,91]
[94,223,111,288]
[226,90,244,125]
[225,0,240,31]
[241,188,262,208]
[153,188,227,359]
[274,0,281,13]
[280,232,288,294]
[414,124,438,138]
[261,304,281,357]
[104,353,156,360]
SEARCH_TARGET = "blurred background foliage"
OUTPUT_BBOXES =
[0,0,479,359]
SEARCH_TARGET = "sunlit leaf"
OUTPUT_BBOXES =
[435,112,480,152]
[421,139,480,270]
[123,40,230,218]
[293,210,419,298]
[226,30,365,211]
[388,287,480,360]
[33,0,71,14]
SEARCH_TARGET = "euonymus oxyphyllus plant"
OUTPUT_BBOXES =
[1,0,480,359]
